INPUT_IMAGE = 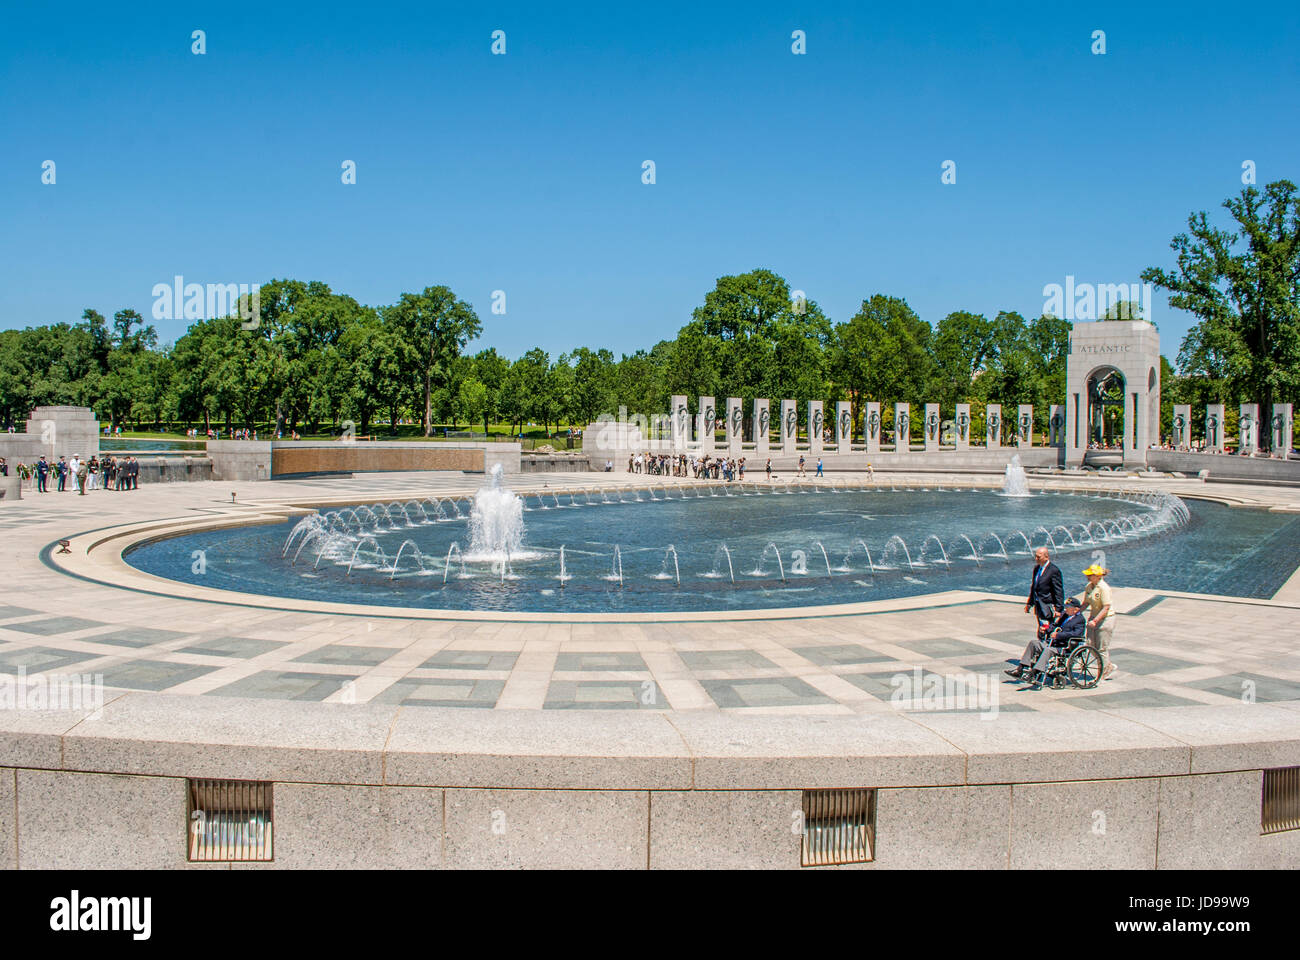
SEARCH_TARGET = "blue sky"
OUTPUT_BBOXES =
[2,0,1297,365]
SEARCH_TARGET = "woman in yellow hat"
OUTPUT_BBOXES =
[1081,564,1115,679]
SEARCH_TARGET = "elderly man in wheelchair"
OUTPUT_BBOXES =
[1003,597,1103,690]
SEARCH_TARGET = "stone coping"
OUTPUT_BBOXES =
[46,475,1300,623]
[2,694,1297,790]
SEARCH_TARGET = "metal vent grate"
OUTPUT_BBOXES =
[187,779,274,862]
[1262,766,1300,835]
[801,789,875,866]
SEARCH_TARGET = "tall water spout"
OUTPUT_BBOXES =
[467,464,525,559]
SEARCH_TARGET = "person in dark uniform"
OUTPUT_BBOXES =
[56,456,67,491]
[1024,547,1063,634]
[35,456,49,492]
[130,456,140,489]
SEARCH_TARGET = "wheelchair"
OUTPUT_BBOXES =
[1033,635,1104,690]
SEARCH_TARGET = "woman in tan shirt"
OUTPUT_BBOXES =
[1081,564,1115,680]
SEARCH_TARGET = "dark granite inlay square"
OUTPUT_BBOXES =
[98,659,219,691]
[372,677,504,707]
[1186,673,1300,703]
[207,671,358,701]
[1068,689,1204,710]
[793,644,893,667]
[894,637,991,658]
[93,627,191,649]
[291,644,394,667]
[0,605,40,619]
[420,650,519,671]
[544,680,669,710]
[699,676,833,709]
[554,652,647,672]
[180,636,289,659]
[1113,651,1198,676]
[679,650,779,671]
[839,670,908,700]
[4,616,105,636]
[0,646,100,673]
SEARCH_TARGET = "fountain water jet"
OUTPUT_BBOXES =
[1001,454,1031,497]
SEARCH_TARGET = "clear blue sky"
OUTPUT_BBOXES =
[2,0,1297,366]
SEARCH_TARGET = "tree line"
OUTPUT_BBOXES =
[1,181,1295,444]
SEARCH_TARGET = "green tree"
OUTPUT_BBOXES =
[1142,180,1300,450]
[386,286,482,436]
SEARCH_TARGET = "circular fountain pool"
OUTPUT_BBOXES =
[120,476,1300,614]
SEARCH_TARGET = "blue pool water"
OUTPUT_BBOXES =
[123,486,1300,613]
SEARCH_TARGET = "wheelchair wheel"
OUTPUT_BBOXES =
[1066,646,1103,689]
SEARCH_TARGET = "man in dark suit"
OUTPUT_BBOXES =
[1024,547,1063,632]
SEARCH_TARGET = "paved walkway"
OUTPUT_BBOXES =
[2,470,1298,715]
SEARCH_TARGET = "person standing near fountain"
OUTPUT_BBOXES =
[1082,564,1116,680]
[1025,547,1063,632]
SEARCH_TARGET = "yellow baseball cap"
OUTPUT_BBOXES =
[1082,564,1107,576]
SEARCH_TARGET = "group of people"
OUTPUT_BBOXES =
[0,454,142,494]
[1005,548,1115,690]
[628,452,855,482]
[629,452,748,480]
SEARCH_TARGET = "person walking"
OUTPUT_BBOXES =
[798,455,806,478]
[815,457,824,478]
[1082,564,1116,679]
[765,458,772,481]
[35,456,49,493]
[1025,547,1064,634]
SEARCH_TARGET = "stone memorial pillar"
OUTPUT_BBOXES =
[753,400,771,455]
[1171,404,1191,451]
[986,404,1002,448]
[1017,404,1033,447]
[1272,403,1294,458]
[923,403,941,452]
[835,401,853,453]
[807,401,824,457]
[650,413,670,452]
[780,400,798,454]
[864,402,881,455]
[1239,403,1259,456]
[1205,404,1225,454]
[893,402,910,454]
[954,403,972,451]
[726,397,744,454]
[1048,405,1065,447]
[670,395,689,451]
[698,396,716,453]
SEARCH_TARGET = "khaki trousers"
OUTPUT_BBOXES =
[1086,620,1115,671]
